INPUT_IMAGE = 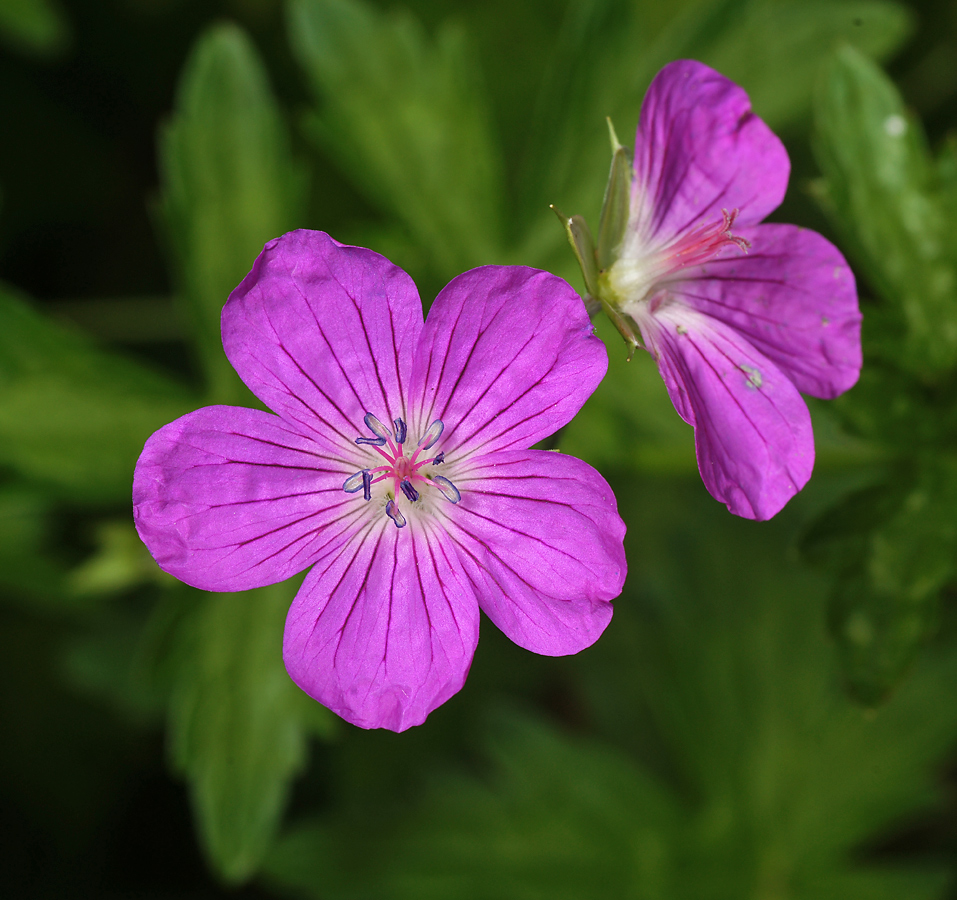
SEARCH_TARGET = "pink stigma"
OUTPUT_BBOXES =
[663,208,750,274]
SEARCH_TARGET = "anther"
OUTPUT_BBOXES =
[363,413,393,440]
[362,470,373,501]
[418,420,444,450]
[342,471,365,493]
[400,480,419,502]
[356,435,387,446]
[432,475,461,504]
[393,418,407,444]
[431,451,445,466]
[385,500,407,528]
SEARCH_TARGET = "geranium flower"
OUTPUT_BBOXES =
[559,60,862,520]
[133,230,626,731]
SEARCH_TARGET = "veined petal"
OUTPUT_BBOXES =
[283,520,479,731]
[671,223,862,398]
[628,60,788,250]
[409,266,607,455]
[446,449,624,655]
[133,406,362,591]
[222,230,423,451]
[640,307,813,520]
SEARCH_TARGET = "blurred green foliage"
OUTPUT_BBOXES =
[1,0,957,897]
[159,21,307,406]
[264,481,957,899]
[807,44,957,704]
[0,0,69,56]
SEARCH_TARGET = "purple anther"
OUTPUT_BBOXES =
[363,413,393,440]
[393,418,407,444]
[356,436,387,446]
[431,451,445,466]
[432,475,461,504]
[400,480,419,502]
[342,471,364,493]
[362,470,373,502]
[385,499,407,528]
[418,419,444,450]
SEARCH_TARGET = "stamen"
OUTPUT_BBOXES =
[362,470,373,501]
[385,500,407,528]
[400,480,419,502]
[432,475,461,504]
[393,418,407,444]
[363,413,393,440]
[418,420,444,450]
[431,451,445,466]
[343,471,365,493]
[356,435,387,446]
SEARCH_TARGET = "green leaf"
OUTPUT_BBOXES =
[599,477,957,897]
[813,44,957,380]
[288,0,504,281]
[804,460,957,704]
[169,581,332,884]
[0,0,69,56]
[159,22,306,404]
[0,283,195,502]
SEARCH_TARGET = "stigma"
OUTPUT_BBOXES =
[342,413,461,528]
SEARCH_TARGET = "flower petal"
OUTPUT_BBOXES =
[222,230,423,452]
[133,406,361,591]
[671,224,862,398]
[629,60,788,248]
[409,266,607,454]
[446,449,624,655]
[640,306,814,520]
[283,520,479,731]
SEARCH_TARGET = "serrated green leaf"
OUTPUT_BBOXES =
[0,283,195,501]
[169,581,326,884]
[159,22,306,404]
[605,477,957,896]
[0,0,69,55]
[813,44,957,379]
[288,0,504,281]
[805,460,957,704]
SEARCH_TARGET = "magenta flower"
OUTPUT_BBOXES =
[562,60,862,520]
[133,230,625,731]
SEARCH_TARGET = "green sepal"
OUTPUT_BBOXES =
[552,204,639,357]
[551,205,599,298]
[596,119,631,272]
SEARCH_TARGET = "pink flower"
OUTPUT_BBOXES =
[133,230,626,731]
[563,60,862,520]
